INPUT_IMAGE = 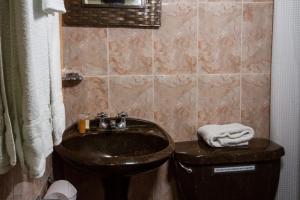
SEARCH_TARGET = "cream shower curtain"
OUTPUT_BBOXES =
[0,0,66,178]
[0,38,16,174]
[271,0,300,199]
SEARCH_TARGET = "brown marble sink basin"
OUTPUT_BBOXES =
[55,118,174,176]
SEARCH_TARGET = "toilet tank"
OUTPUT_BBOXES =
[173,138,284,200]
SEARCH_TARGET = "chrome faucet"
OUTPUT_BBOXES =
[116,112,128,129]
[96,112,128,129]
[97,112,108,129]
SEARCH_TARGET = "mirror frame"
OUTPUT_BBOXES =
[63,0,161,28]
[82,0,146,9]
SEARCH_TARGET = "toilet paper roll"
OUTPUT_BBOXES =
[44,180,77,200]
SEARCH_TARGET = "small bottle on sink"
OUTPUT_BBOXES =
[78,113,90,134]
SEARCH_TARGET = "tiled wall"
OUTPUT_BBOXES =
[63,0,273,199]
[0,158,52,200]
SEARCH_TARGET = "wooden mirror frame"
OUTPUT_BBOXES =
[82,0,147,9]
[63,0,161,28]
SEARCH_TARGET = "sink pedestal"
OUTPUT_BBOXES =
[102,176,130,200]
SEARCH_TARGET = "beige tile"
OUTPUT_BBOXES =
[242,3,273,73]
[154,2,197,74]
[0,169,14,200]
[241,74,270,138]
[154,75,197,142]
[198,75,240,126]
[63,27,108,76]
[163,0,197,3]
[33,156,52,198]
[63,77,108,126]
[109,76,153,120]
[244,0,272,2]
[11,164,40,200]
[0,157,51,200]
[199,0,241,2]
[108,29,153,75]
[59,1,274,199]
[198,3,242,74]
[12,182,36,200]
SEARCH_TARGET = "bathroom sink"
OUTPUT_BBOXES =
[55,118,174,176]
[55,118,174,200]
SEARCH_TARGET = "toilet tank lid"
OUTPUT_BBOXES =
[174,138,285,165]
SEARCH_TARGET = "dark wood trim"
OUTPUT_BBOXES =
[63,0,161,28]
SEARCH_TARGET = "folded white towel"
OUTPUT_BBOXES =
[42,0,66,14]
[197,123,255,147]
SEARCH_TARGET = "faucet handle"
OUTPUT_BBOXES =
[97,112,108,129]
[97,112,108,119]
[117,112,128,118]
[116,112,128,129]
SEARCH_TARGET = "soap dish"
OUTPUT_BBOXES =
[62,72,83,87]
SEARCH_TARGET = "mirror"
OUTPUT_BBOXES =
[83,0,145,8]
[64,0,161,28]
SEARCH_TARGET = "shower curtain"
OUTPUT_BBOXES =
[271,0,300,199]
[0,0,66,178]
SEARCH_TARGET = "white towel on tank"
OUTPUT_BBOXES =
[197,123,255,147]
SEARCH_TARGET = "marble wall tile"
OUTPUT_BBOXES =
[0,157,52,200]
[0,1,276,199]
[11,156,52,200]
[33,156,53,198]
[56,1,274,200]
[244,0,273,2]
[12,171,37,200]
[198,75,240,126]
[199,0,241,2]
[108,29,153,75]
[63,27,108,76]
[0,169,14,200]
[198,3,241,74]
[63,77,108,126]
[154,75,197,142]
[163,0,197,3]
[242,3,273,73]
[153,2,197,74]
[109,76,153,120]
[241,74,271,138]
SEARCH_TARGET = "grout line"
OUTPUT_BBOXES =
[107,27,111,116]
[152,77,155,122]
[240,0,243,123]
[81,72,270,79]
[107,27,110,76]
[152,29,155,122]
[197,1,274,4]
[152,29,155,76]
[240,1,274,4]
[196,0,199,129]
[108,74,153,77]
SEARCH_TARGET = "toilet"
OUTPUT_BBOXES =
[173,138,284,200]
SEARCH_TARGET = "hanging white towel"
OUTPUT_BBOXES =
[1,0,66,178]
[197,123,255,147]
[42,0,66,14]
[46,14,66,146]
